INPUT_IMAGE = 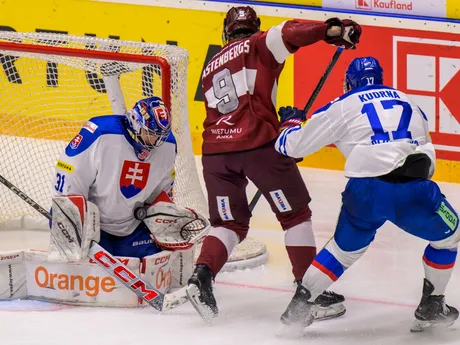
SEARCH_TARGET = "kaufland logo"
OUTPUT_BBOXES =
[356,0,371,9]
[356,0,413,11]
[394,36,460,160]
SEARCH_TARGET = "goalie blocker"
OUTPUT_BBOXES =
[0,194,209,307]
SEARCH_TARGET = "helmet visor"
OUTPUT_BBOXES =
[139,126,169,149]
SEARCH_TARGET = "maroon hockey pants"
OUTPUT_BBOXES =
[197,141,315,279]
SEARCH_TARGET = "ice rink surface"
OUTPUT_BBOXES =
[1,166,460,345]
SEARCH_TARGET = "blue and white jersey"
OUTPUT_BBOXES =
[52,115,176,236]
[276,85,435,178]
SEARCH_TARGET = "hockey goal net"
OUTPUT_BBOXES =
[0,32,266,269]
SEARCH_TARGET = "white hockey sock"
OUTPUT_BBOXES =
[302,239,368,301]
[422,244,457,295]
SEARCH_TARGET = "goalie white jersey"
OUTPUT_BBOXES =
[276,85,436,178]
[52,115,176,237]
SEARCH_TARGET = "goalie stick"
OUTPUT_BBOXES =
[0,174,182,312]
[248,47,345,212]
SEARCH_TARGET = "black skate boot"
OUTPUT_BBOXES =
[411,279,459,332]
[295,281,346,321]
[186,264,218,324]
[280,284,315,331]
[314,290,347,320]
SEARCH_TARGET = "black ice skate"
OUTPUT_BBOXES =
[295,281,346,321]
[186,264,218,324]
[280,284,315,331]
[314,290,347,320]
[411,279,459,332]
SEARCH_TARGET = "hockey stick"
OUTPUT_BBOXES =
[248,47,345,212]
[0,174,171,311]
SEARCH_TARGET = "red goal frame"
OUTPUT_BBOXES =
[0,41,172,111]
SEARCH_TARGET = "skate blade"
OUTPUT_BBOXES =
[276,311,315,338]
[275,322,310,338]
[185,284,216,325]
[410,318,455,332]
[162,286,189,311]
[314,302,347,321]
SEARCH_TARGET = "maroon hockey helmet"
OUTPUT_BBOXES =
[223,6,261,44]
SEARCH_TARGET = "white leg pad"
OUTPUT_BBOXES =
[169,248,194,289]
[26,251,140,307]
[141,251,173,298]
[0,251,27,299]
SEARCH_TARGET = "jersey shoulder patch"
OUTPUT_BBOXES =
[65,115,126,157]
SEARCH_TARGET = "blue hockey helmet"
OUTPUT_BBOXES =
[344,57,384,92]
[126,96,172,152]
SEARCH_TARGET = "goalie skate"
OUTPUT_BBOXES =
[411,279,459,332]
[186,264,218,324]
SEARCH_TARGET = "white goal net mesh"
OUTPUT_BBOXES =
[0,32,206,221]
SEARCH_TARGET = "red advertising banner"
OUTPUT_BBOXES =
[294,25,460,161]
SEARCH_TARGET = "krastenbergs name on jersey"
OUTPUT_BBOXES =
[202,39,250,78]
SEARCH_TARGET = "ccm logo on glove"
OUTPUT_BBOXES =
[155,218,178,224]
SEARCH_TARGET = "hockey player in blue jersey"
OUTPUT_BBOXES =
[275,57,459,333]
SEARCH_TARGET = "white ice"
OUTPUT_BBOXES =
[1,166,460,345]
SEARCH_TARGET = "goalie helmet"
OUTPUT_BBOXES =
[125,96,172,158]
[344,57,384,93]
[223,6,260,45]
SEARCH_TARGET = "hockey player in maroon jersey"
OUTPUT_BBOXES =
[186,6,362,323]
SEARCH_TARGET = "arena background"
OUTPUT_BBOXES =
[0,0,459,182]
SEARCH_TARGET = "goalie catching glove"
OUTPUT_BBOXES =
[142,192,210,251]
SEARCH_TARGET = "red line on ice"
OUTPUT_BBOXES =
[216,281,417,309]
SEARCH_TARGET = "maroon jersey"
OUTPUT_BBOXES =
[202,20,328,154]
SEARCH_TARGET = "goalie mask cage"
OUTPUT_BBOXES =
[0,32,266,270]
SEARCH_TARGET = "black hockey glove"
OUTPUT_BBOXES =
[324,17,362,50]
[278,106,306,132]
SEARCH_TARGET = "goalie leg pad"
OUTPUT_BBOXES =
[50,196,100,261]
[0,251,27,300]
[141,251,173,298]
[170,247,194,289]
[25,251,140,307]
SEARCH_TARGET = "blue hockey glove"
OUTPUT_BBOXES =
[278,106,306,132]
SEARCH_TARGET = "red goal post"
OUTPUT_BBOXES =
[0,40,172,112]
